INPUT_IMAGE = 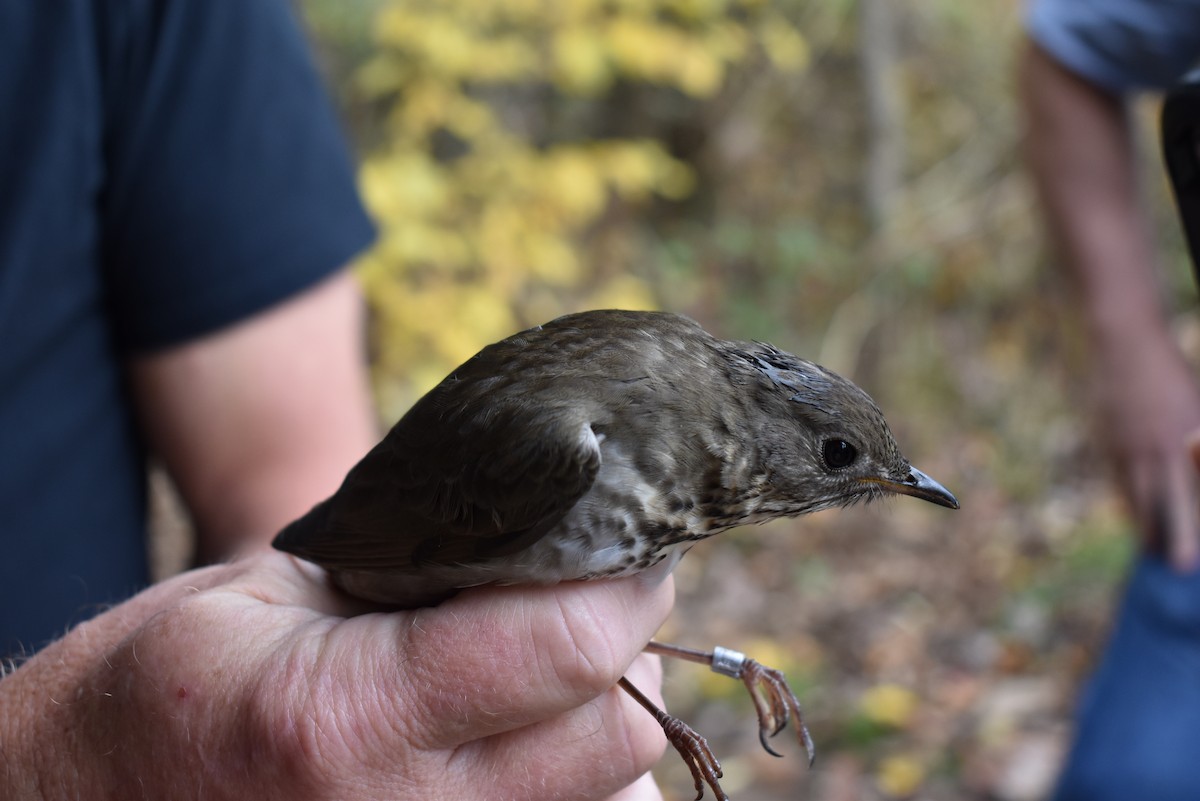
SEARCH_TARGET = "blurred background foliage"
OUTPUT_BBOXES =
[288,0,1197,798]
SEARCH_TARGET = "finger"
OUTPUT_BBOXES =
[1166,469,1199,572]
[604,772,665,801]
[333,575,676,752]
[1167,439,1200,572]
[448,653,669,801]
[1126,457,1167,557]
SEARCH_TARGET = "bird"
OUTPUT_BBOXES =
[273,309,959,800]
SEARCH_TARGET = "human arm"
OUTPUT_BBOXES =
[128,271,378,563]
[1019,39,1200,570]
[0,550,672,801]
[93,0,379,563]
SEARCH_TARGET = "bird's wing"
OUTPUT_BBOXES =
[273,384,602,574]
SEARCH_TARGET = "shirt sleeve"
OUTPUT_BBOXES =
[1026,0,1200,92]
[98,0,375,352]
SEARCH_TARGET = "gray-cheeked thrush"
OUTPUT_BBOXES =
[274,309,959,800]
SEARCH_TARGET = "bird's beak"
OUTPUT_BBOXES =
[863,466,960,509]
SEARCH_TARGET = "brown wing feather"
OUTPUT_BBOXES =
[273,364,602,574]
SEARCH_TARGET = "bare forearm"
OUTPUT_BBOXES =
[1019,38,1167,343]
[131,272,378,561]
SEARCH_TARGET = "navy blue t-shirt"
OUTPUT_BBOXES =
[0,1,375,656]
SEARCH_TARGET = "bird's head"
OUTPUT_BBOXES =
[733,344,959,517]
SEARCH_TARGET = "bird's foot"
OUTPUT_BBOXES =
[723,650,815,764]
[617,676,729,801]
[649,642,816,765]
[659,711,729,801]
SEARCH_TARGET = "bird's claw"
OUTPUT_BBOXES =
[737,658,816,766]
[657,711,729,801]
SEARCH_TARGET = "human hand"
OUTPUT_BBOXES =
[0,550,674,801]
[1091,328,1200,572]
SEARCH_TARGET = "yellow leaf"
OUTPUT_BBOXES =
[355,55,409,98]
[602,142,663,197]
[523,231,581,284]
[875,754,925,798]
[372,6,420,48]
[759,14,810,72]
[704,19,750,61]
[553,27,613,95]
[605,18,672,80]
[458,288,518,349]
[590,275,667,311]
[419,17,477,78]
[657,159,697,199]
[360,153,449,218]
[677,45,725,97]
[555,0,607,23]
[860,683,919,729]
[666,0,730,23]
[445,95,496,141]
[544,149,608,223]
[485,0,548,25]
[601,142,696,201]
[478,202,526,269]
[402,81,455,132]
[471,36,539,82]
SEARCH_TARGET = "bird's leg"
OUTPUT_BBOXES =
[645,641,816,765]
[617,676,728,801]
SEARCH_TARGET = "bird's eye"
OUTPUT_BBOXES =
[822,439,858,470]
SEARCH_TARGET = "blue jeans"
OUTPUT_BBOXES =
[1054,555,1200,800]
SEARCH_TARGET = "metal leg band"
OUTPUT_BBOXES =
[710,646,747,679]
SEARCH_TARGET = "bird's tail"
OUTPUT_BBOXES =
[272,498,334,558]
